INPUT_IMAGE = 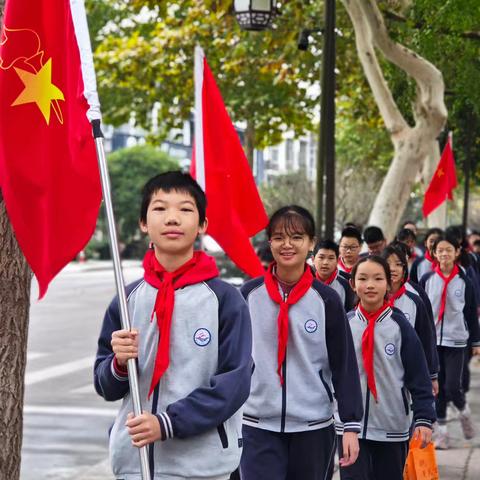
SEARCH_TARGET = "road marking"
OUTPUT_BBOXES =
[71,383,96,394]
[24,405,118,417]
[27,352,48,361]
[25,356,94,385]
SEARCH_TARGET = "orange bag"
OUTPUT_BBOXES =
[403,437,439,480]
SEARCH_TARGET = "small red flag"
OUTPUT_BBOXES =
[422,134,458,218]
[0,0,102,297]
[191,46,267,278]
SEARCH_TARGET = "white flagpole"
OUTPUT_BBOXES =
[71,2,151,479]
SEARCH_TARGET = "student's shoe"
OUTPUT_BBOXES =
[434,429,450,450]
[459,406,475,439]
[446,404,458,422]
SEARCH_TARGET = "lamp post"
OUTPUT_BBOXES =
[234,0,336,238]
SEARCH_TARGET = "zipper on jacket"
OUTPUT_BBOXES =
[362,387,370,440]
[149,384,160,477]
[280,291,288,433]
[217,423,229,448]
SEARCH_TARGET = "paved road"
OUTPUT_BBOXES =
[21,261,480,479]
[21,261,142,480]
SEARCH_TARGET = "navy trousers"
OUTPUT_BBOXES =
[240,424,336,480]
[338,437,408,480]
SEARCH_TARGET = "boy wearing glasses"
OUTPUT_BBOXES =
[338,227,363,279]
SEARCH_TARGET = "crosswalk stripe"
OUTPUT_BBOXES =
[24,405,118,417]
[25,356,94,385]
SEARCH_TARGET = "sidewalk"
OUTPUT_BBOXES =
[71,361,480,480]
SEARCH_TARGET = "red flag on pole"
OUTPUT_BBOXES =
[0,0,102,297]
[192,46,267,278]
[422,133,458,218]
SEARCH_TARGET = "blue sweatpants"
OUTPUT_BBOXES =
[240,424,336,480]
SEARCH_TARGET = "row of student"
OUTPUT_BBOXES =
[93,171,435,480]
[319,224,480,450]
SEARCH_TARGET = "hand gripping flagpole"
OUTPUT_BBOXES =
[92,121,152,480]
[69,1,150,478]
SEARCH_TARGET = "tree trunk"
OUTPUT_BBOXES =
[244,121,255,170]
[0,3,32,478]
[341,0,447,239]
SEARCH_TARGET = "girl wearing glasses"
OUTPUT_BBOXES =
[240,205,363,480]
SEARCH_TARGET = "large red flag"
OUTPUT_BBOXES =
[422,134,458,218]
[0,0,102,297]
[192,46,267,278]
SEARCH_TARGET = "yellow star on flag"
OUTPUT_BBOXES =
[11,58,64,125]
[437,168,445,178]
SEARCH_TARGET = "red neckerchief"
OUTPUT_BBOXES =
[143,249,219,398]
[338,257,353,274]
[264,263,313,385]
[433,264,460,324]
[425,250,434,264]
[389,284,407,307]
[316,268,338,285]
[358,302,390,402]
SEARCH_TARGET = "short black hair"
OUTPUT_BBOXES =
[340,226,363,244]
[351,255,392,290]
[363,226,385,244]
[382,245,409,284]
[473,239,480,248]
[256,241,274,264]
[314,239,339,257]
[139,171,206,224]
[424,227,443,243]
[397,228,417,243]
[432,234,460,252]
[267,205,316,240]
[389,240,412,259]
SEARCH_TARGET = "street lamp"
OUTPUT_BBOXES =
[234,0,276,31]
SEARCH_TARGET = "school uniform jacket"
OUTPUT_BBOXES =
[336,307,436,442]
[324,271,355,312]
[421,269,480,348]
[406,281,434,324]
[410,256,434,284]
[240,277,363,434]
[392,291,439,379]
[94,278,252,480]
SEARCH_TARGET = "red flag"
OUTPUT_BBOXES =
[422,134,458,218]
[191,46,267,278]
[0,0,102,297]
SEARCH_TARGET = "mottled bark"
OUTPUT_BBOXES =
[341,0,447,239]
[0,2,32,478]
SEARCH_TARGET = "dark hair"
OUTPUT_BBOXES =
[266,205,315,240]
[432,234,460,252]
[424,227,444,244]
[139,171,206,224]
[256,241,274,264]
[382,245,408,284]
[443,227,472,268]
[340,226,363,244]
[389,240,412,259]
[396,228,417,243]
[473,239,480,248]
[363,226,385,244]
[314,239,339,257]
[350,255,392,290]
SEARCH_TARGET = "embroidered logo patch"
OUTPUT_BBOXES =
[194,328,211,347]
[304,319,318,333]
[385,343,396,356]
[404,312,410,321]
[455,289,462,298]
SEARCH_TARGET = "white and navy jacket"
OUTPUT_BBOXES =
[94,278,252,480]
[240,277,363,434]
[410,256,434,284]
[392,290,439,379]
[421,269,480,348]
[336,307,436,442]
[327,272,355,312]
